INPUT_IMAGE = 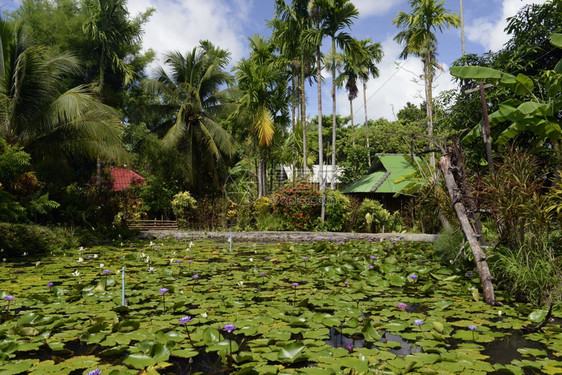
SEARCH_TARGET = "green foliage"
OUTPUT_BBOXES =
[479,148,548,249]
[272,183,320,230]
[171,192,198,228]
[0,223,77,257]
[356,199,402,233]
[138,176,178,220]
[489,243,561,305]
[0,139,59,222]
[433,227,470,269]
[322,189,350,232]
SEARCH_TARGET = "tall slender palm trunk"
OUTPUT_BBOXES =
[349,98,355,146]
[362,79,371,165]
[424,51,435,169]
[301,51,307,177]
[330,37,337,189]
[316,45,325,223]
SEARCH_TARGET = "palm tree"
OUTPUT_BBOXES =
[335,51,358,146]
[232,35,282,197]
[357,39,383,164]
[82,0,152,183]
[0,20,125,168]
[393,0,460,168]
[320,0,360,189]
[271,0,314,176]
[142,41,235,193]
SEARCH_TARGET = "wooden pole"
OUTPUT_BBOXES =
[439,153,496,305]
[478,82,494,173]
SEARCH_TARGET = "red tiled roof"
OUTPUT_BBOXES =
[108,168,146,191]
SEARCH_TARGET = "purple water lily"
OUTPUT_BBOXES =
[397,303,408,310]
[414,319,423,326]
[47,282,54,287]
[292,282,299,287]
[369,265,374,270]
[179,316,192,324]
[468,325,477,331]
[103,270,111,275]
[4,295,14,301]
[159,288,168,294]
[86,370,101,375]
[192,274,199,280]
[223,324,236,333]
[410,274,418,280]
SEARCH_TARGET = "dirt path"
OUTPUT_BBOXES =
[138,230,438,243]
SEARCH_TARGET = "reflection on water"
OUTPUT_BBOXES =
[326,328,422,355]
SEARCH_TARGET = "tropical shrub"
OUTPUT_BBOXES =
[356,199,401,233]
[272,183,320,231]
[323,190,351,232]
[171,191,197,228]
[0,223,77,257]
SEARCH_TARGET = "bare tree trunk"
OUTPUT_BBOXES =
[425,51,435,169]
[363,79,371,165]
[96,157,101,187]
[439,153,496,305]
[316,45,325,223]
[301,58,307,177]
[350,98,355,146]
[330,37,337,190]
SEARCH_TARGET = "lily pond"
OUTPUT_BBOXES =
[0,238,560,375]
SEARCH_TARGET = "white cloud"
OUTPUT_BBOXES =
[465,0,548,52]
[334,36,456,122]
[127,0,254,76]
[353,0,406,17]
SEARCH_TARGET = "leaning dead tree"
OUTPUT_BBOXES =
[439,147,496,305]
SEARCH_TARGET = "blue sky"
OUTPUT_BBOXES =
[7,0,550,121]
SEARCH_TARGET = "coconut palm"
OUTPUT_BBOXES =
[142,41,235,193]
[393,0,460,168]
[232,35,289,197]
[0,20,125,168]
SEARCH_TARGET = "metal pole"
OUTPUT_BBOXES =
[121,266,125,306]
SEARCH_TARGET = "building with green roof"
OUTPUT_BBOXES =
[342,154,421,211]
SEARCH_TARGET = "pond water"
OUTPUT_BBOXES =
[0,238,560,374]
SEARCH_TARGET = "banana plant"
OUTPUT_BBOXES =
[450,33,562,156]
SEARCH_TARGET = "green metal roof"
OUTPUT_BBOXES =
[342,154,418,194]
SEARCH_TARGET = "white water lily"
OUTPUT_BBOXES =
[169,259,174,264]
[249,258,253,262]
[78,246,84,251]
[140,252,145,258]
[22,252,28,256]
[172,251,177,256]
[77,257,84,262]
[100,263,104,268]
[35,261,41,267]
[148,267,155,273]
[72,270,80,277]
[149,241,154,247]
[237,281,244,286]
[93,254,98,259]
[3,258,6,262]
[189,241,194,249]
[201,312,208,318]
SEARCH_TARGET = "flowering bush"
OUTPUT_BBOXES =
[272,184,320,230]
